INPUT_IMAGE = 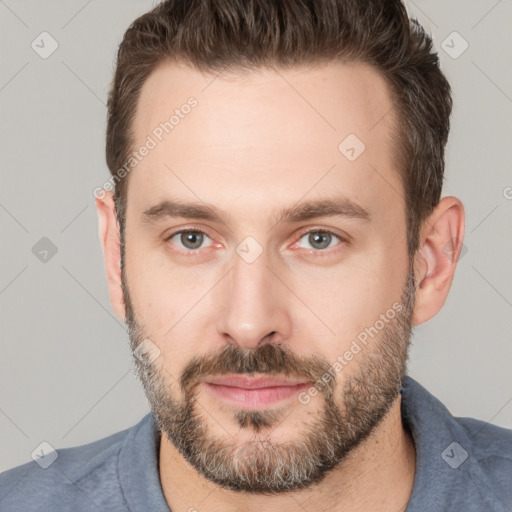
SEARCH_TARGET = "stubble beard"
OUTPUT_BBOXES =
[122,260,416,494]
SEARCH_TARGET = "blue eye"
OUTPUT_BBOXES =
[297,230,343,251]
[167,230,212,251]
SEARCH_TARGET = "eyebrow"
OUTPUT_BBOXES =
[141,197,371,227]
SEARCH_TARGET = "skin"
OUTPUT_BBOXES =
[96,60,465,512]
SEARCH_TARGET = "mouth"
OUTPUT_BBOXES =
[202,375,311,409]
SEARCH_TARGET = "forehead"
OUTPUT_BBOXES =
[134,59,396,148]
[127,59,403,226]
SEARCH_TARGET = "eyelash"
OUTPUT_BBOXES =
[164,227,348,256]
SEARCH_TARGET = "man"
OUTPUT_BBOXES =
[1,0,510,510]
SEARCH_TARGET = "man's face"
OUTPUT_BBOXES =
[121,61,416,493]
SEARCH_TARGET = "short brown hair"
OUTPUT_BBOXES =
[106,0,452,260]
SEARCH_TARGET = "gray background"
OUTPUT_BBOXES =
[1,0,511,473]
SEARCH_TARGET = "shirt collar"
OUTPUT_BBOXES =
[117,411,170,512]
[401,376,477,512]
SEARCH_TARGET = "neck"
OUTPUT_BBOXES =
[158,396,416,512]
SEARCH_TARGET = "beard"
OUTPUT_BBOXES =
[121,259,417,494]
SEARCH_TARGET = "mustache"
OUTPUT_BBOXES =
[179,342,334,396]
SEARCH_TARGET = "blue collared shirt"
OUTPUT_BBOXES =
[1,376,511,511]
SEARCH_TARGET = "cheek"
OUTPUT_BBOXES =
[124,246,219,366]
[125,235,200,313]
[289,251,403,357]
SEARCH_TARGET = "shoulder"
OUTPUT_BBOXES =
[0,415,151,512]
[401,377,512,511]
[456,415,512,494]
[457,415,512,458]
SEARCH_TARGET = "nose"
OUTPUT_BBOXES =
[215,248,292,350]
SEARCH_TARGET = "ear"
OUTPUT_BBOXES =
[96,190,126,322]
[412,196,465,326]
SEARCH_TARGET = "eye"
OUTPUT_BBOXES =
[166,229,213,251]
[295,229,345,251]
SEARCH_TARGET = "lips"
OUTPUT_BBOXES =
[204,375,309,389]
[202,374,311,409]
